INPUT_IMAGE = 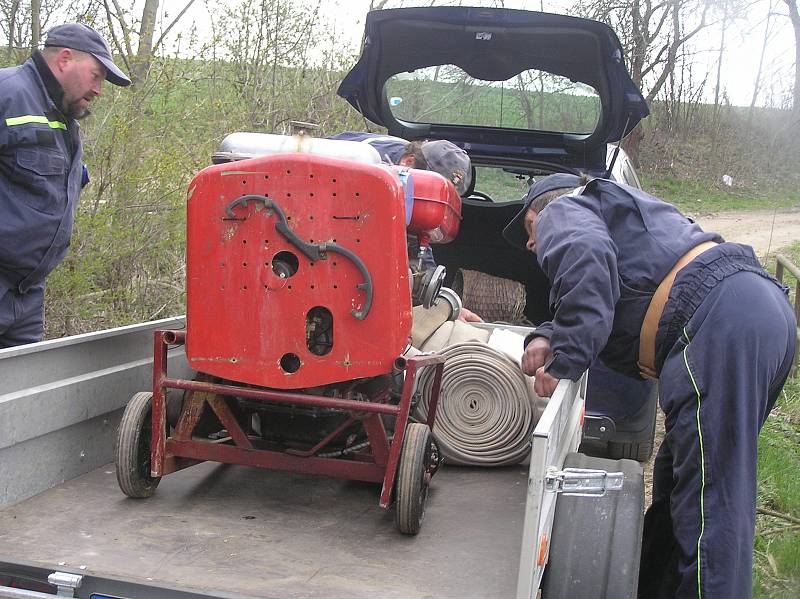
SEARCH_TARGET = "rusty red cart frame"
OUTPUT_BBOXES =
[147,329,444,509]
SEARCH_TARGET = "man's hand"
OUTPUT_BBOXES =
[521,336,561,397]
[521,336,552,376]
[457,307,484,323]
[533,367,560,397]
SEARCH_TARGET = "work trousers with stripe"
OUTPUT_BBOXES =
[0,284,45,348]
[637,264,796,598]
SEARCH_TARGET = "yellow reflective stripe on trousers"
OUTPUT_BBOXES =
[5,115,67,129]
[682,327,706,598]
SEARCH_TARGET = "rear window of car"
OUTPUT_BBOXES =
[472,166,533,203]
[385,65,601,135]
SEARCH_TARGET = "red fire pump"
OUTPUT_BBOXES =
[114,140,462,534]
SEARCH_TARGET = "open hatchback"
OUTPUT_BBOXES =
[338,5,649,174]
[338,6,657,462]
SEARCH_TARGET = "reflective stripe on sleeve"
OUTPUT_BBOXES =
[5,115,67,129]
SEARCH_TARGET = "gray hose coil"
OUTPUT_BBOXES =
[413,341,542,466]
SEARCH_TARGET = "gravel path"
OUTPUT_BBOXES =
[690,207,800,258]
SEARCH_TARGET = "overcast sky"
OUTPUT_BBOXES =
[142,0,798,108]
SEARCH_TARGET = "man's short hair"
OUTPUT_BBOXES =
[502,172,590,250]
[529,185,579,213]
[402,141,428,170]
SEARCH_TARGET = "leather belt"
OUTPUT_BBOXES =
[637,241,718,379]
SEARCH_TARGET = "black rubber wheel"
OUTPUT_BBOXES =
[607,438,654,462]
[115,391,161,498]
[607,397,658,462]
[395,423,432,535]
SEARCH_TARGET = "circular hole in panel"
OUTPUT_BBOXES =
[272,251,299,278]
[280,353,301,373]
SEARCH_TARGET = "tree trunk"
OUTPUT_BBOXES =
[785,0,800,114]
[30,0,41,52]
[133,0,159,82]
[749,1,773,126]
[714,8,728,111]
[7,0,19,61]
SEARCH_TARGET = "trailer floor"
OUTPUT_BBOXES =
[0,461,528,598]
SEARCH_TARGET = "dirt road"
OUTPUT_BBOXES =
[691,207,800,257]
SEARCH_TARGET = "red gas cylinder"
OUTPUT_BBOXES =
[185,153,413,389]
[402,167,462,244]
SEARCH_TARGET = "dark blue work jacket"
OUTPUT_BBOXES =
[532,179,721,380]
[0,55,83,297]
[327,132,407,164]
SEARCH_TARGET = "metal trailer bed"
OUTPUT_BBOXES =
[1,320,642,599]
[0,458,528,598]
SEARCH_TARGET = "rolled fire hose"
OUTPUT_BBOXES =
[413,341,540,466]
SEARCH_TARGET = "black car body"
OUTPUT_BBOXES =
[338,6,657,460]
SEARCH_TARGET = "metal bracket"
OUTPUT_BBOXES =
[544,467,624,497]
[48,572,83,598]
[0,572,83,598]
[582,414,616,441]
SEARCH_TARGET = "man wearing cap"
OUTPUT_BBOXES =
[503,174,796,598]
[328,132,472,196]
[0,23,131,347]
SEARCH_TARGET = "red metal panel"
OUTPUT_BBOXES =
[185,154,413,389]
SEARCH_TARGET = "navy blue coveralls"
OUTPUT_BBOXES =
[529,179,796,598]
[327,131,408,164]
[0,52,83,347]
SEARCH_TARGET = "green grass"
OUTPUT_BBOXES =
[754,244,800,597]
[641,174,800,214]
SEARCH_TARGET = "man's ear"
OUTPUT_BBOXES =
[55,47,75,72]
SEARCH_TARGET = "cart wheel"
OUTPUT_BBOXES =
[116,392,161,498]
[395,423,433,535]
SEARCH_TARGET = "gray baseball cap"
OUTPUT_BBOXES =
[421,140,472,196]
[45,23,131,87]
